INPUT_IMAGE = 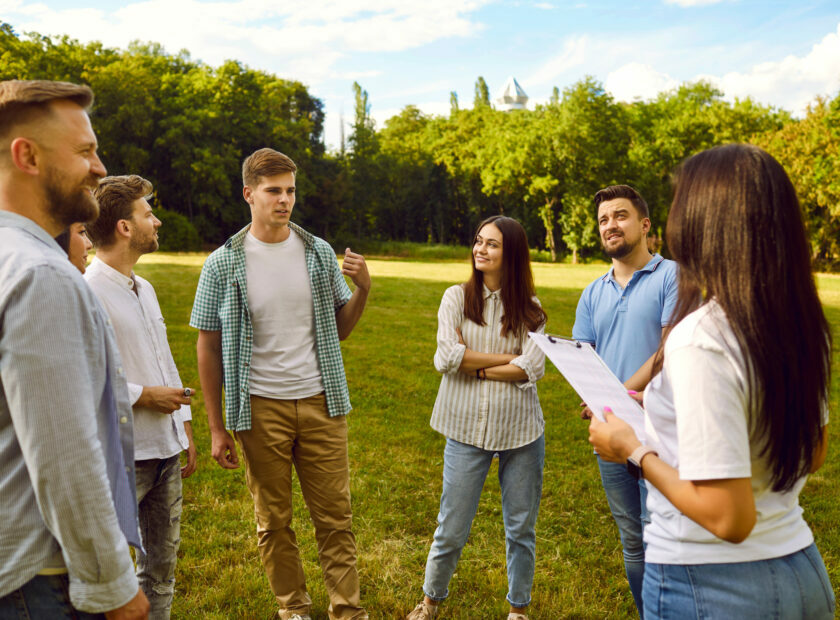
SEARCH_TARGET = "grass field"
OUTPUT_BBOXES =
[133,253,840,619]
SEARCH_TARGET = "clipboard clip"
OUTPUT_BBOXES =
[546,334,582,348]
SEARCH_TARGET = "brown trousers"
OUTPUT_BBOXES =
[235,393,366,620]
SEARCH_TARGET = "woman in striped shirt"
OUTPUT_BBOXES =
[407,215,547,620]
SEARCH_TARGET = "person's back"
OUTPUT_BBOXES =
[588,144,834,620]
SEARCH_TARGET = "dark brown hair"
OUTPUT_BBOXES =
[88,175,153,248]
[660,143,830,492]
[0,80,93,139]
[242,148,297,187]
[594,184,649,219]
[463,215,547,337]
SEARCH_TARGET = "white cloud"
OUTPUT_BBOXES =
[600,23,840,116]
[663,0,724,6]
[534,2,555,9]
[524,35,588,86]
[703,22,840,115]
[605,62,678,102]
[3,0,491,84]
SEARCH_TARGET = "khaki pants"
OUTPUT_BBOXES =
[235,393,366,620]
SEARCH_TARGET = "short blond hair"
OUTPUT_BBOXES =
[0,80,93,139]
[242,148,297,187]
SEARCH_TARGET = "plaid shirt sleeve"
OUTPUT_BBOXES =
[190,256,222,331]
[329,246,353,310]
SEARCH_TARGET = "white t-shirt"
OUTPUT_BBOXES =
[643,300,817,564]
[244,231,324,399]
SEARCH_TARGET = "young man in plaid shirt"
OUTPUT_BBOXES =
[191,148,370,620]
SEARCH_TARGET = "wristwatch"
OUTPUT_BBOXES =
[626,446,658,481]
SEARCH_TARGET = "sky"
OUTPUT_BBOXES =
[2,0,839,151]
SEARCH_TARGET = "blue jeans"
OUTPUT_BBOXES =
[423,436,545,608]
[597,456,647,618]
[643,542,836,619]
[134,455,183,620]
[0,574,104,619]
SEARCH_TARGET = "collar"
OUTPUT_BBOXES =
[602,253,664,282]
[88,256,136,291]
[483,283,501,300]
[0,211,69,258]
[226,221,314,251]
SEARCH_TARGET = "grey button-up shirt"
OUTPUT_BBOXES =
[0,211,140,612]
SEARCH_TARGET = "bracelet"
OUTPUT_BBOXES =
[475,368,486,380]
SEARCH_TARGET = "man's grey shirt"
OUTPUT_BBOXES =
[0,211,141,612]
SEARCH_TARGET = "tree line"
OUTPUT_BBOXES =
[3,23,838,268]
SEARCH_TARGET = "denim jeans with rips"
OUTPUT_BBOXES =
[423,436,545,609]
[134,454,183,620]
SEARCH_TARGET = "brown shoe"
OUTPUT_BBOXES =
[406,601,438,619]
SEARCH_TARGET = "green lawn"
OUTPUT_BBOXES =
[134,254,840,619]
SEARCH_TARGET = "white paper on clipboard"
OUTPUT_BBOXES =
[529,332,645,442]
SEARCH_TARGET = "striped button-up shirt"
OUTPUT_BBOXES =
[430,284,546,451]
[190,222,353,431]
[0,212,140,612]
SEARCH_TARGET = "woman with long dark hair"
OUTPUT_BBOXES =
[407,216,547,620]
[589,144,835,618]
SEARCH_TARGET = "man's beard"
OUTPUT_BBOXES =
[130,231,159,255]
[44,167,99,228]
[603,234,639,259]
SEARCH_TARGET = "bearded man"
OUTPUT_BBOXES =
[0,80,149,618]
[85,175,197,620]
[571,184,678,619]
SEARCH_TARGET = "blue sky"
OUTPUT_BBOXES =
[3,0,839,150]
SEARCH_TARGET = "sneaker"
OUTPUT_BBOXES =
[287,615,311,620]
[406,601,438,619]
[508,614,528,620]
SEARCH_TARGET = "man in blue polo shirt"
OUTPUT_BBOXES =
[572,184,677,619]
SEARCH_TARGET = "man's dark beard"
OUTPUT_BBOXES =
[603,235,638,259]
[44,168,99,228]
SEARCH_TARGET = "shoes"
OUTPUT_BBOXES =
[508,614,528,620]
[406,601,439,619]
[287,615,311,620]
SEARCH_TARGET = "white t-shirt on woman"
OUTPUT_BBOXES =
[642,300,820,565]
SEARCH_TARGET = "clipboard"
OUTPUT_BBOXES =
[529,332,645,441]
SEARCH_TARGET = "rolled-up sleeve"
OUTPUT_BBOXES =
[510,321,546,389]
[2,267,137,612]
[329,247,353,310]
[433,286,466,374]
[189,260,222,331]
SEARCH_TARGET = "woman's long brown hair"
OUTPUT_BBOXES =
[657,144,831,492]
[463,215,547,337]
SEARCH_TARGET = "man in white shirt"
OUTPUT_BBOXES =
[85,174,196,620]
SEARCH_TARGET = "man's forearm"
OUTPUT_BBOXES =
[336,286,369,341]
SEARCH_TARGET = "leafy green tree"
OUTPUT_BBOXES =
[474,76,491,108]
[757,95,840,267]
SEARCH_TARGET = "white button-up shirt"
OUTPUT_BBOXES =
[85,257,191,460]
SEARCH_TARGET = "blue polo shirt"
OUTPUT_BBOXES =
[572,254,678,382]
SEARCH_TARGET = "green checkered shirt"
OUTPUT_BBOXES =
[190,222,353,431]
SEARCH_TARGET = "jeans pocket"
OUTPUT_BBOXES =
[803,544,836,614]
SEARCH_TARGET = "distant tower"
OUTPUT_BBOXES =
[495,76,528,111]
